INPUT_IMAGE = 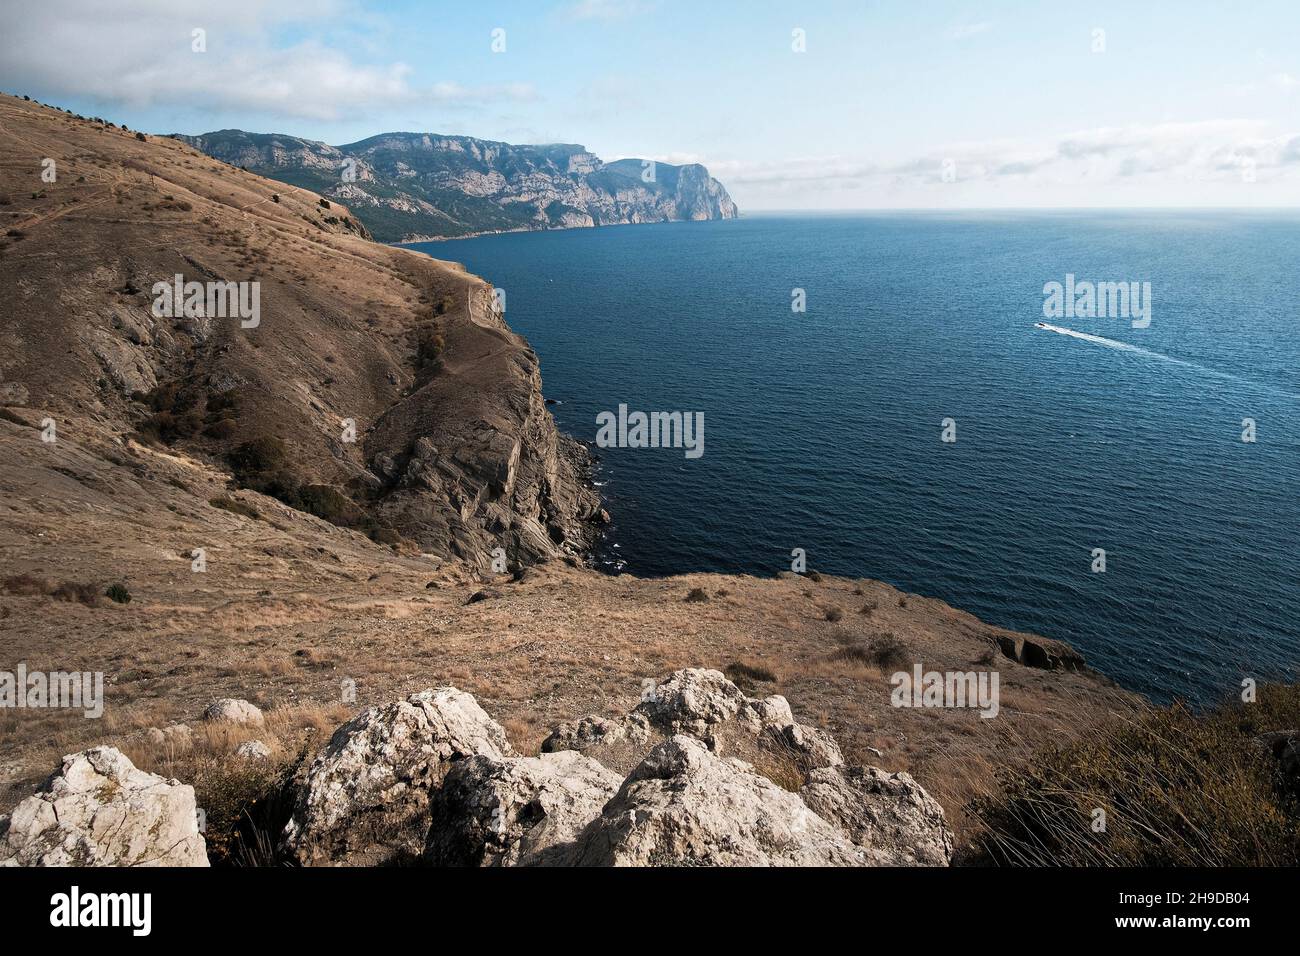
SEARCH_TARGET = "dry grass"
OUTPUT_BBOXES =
[968,683,1300,866]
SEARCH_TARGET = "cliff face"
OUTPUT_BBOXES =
[0,93,601,569]
[174,130,739,242]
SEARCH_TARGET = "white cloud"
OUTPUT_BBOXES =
[0,0,531,122]
[703,120,1300,207]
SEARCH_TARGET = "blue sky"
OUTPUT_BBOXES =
[4,0,1300,208]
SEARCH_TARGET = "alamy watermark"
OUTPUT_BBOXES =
[151,274,260,329]
[1043,273,1151,328]
[1,663,104,718]
[890,663,1000,718]
[596,404,704,459]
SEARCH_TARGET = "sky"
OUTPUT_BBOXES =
[3,0,1300,209]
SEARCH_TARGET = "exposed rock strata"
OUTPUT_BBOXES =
[175,130,739,242]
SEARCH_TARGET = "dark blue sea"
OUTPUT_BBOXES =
[413,211,1300,704]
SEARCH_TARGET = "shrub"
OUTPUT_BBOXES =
[867,633,910,670]
[969,684,1300,866]
[415,323,445,369]
[2,573,52,596]
[52,581,101,606]
[685,587,709,602]
[832,632,910,671]
[135,132,146,141]
[228,438,299,502]
[105,583,131,604]
[824,606,843,622]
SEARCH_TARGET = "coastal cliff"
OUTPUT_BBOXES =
[0,93,1148,865]
[174,129,739,242]
[0,94,602,568]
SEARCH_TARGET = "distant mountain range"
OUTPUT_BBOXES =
[173,129,739,242]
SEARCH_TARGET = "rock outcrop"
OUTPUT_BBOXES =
[280,671,951,868]
[800,766,953,866]
[425,750,622,867]
[996,634,1086,671]
[175,130,739,242]
[543,668,843,779]
[0,748,207,867]
[563,736,867,867]
[282,688,513,864]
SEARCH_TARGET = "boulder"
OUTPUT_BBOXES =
[996,635,1085,671]
[0,747,207,867]
[202,698,265,727]
[426,750,621,867]
[282,687,512,864]
[234,740,271,761]
[800,766,952,866]
[564,736,867,867]
[634,668,749,736]
[542,669,841,781]
[541,714,650,754]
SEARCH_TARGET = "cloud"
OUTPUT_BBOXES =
[705,119,1300,201]
[0,0,531,122]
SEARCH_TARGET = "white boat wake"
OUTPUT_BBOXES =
[1033,322,1300,401]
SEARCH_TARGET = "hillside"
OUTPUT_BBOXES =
[0,92,1141,858]
[174,129,739,242]
[0,93,604,570]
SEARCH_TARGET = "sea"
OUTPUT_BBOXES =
[411,211,1300,704]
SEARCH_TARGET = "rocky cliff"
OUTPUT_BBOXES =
[174,129,739,242]
[0,93,602,569]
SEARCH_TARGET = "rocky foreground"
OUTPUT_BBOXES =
[1,669,952,867]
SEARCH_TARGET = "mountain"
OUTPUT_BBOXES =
[173,129,739,242]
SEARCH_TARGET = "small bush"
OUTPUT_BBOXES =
[832,632,910,671]
[685,587,709,603]
[2,573,52,596]
[824,606,843,623]
[52,581,101,606]
[415,322,446,370]
[105,583,131,604]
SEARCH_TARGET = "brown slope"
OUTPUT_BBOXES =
[0,92,602,567]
